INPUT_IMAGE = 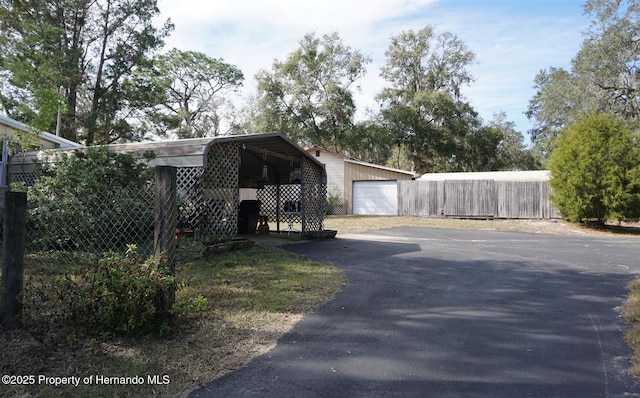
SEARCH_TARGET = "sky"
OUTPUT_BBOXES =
[155,0,592,143]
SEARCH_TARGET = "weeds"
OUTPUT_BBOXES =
[0,243,346,397]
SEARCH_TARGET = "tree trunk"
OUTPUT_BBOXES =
[86,0,112,145]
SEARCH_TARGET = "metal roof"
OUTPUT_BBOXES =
[0,114,32,132]
[204,133,327,187]
[344,158,416,177]
[0,114,81,149]
[417,170,550,182]
[12,132,328,187]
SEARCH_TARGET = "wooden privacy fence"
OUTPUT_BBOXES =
[398,180,560,219]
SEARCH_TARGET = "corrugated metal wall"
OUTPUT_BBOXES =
[398,180,561,219]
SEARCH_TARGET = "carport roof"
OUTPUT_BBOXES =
[203,132,327,186]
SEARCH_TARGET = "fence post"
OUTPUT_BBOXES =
[1,191,27,330]
[154,166,177,309]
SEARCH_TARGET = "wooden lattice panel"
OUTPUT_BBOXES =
[256,158,325,234]
[201,142,240,240]
[176,167,204,229]
[302,157,325,233]
[257,184,303,231]
[10,172,37,186]
[255,185,277,223]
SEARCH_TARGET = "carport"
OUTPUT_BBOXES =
[201,133,327,240]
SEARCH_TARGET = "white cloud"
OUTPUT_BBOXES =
[156,0,590,140]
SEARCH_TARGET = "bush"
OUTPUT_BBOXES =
[53,248,175,336]
[325,190,344,215]
[548,112,640,223]
[27,146,155,253]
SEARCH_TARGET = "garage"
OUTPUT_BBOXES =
[352,180,398,215]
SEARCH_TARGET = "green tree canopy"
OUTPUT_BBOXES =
[451,112,540,172]
[0,0,173,144]
[377,25,481,173]
[527,0,640,160]
[251,32,371,152]
[548,112,640,223]
[28,146,155,251]
[133,48,244,139]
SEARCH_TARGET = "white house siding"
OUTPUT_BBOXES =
[239,188,258,201]
[309,149,345,199]
[306,147,415,215]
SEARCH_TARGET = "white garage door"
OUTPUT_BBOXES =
[352,180,398,215]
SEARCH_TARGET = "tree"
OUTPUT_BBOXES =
[548,112,640,223]
[526,67,598,160]
[0,0,173,144]
[342,119,395,165]
[482,112,540,171]
[527,0,640,160]
[253,32,371,151]
[377,25,481,173]
[134,49,244,139]
[579,0,640,119]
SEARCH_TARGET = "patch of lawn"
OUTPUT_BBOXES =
[623,277,640,377]
[324,215,640,236]
[0,243,347,397]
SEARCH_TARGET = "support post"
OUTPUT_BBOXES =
[276,183,281,232]
[154,166,177,309]
[2,191,27,330]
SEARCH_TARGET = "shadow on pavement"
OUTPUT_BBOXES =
[190,233,639,398]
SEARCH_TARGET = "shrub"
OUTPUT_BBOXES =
[27,146,155,253]
[53,248,175,336]
[325,190,344,215]
[548,112,640,223]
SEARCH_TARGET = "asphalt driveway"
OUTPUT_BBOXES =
[190,227,640,397]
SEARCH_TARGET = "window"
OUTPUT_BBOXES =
[315,150,320,157]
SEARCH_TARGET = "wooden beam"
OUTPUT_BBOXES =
[242,144,303,163]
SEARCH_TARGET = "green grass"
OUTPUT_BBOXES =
[0,242,347,397]
[623,277,640,377]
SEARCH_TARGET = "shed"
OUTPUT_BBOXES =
[307,147,415,215]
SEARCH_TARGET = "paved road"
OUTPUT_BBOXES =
[190,227,640,397]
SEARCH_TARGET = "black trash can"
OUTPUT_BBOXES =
[238,200,261,234]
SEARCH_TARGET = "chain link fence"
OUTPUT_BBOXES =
[1,148,180,266]
[0,157,180,337]
[24,185,157,264]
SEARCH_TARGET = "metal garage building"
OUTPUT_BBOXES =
[307,147,416,215]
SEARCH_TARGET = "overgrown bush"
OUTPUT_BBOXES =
[27,146,155,253]
[49,247,176,336]
[548,112,640,223]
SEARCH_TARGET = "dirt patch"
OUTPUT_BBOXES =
[324,216,640,237]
